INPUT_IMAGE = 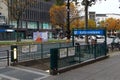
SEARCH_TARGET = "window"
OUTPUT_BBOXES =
[22,21,26,28]
[10,21,17,28]
[27,21,37,29]
[43,23,51,29]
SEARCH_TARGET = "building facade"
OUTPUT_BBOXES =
[0,0,55,40]
[10,0,54,39]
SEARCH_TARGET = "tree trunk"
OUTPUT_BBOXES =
[16,19,20,42]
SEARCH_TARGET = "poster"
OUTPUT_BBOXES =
[33,31,48,42]
[59,48,67,58]
[68,47,75,56]
[22,46,29,53]
[30,45,37,52]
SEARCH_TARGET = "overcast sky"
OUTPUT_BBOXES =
[88,0,120,14]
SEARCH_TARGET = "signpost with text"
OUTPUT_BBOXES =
[72,29,106,46]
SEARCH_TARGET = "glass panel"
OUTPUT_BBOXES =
[27,21,37,29]
[10,21,17,28]
[22,21,26,28]
[39,22,42,29]
[43,23,51,29]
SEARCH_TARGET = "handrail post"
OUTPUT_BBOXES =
[7,50,9,66]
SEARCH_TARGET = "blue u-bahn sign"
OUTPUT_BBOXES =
[74,29,105,35]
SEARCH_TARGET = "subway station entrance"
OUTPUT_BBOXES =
[50,29,108,75]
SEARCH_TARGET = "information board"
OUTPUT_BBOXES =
[68,47,75,56]
[59,48,67,58]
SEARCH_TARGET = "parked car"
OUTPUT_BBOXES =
[96,35,104,39]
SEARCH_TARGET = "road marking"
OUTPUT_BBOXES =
[9,66,50,76]
[0,74,20,80]
[34,75,50,80]
[9,66,50,79]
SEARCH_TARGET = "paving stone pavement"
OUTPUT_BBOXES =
[0,51,120,80]
[0,67,49,80]
[41,51,120,80]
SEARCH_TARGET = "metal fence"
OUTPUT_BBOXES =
[50,43,108,74]
[0,50,9,67]
[57,43,107,68]
[13,42,73,62]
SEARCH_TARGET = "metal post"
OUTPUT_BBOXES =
[85,0,89,44]
[7,50,9,66]
[104,29,107,56]
[41,43,43,59]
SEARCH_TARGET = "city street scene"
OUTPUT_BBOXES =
[0,0,120,80]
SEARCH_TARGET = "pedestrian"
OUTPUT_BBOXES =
[91,36,97,45]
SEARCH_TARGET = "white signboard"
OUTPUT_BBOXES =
[68,47,75,56]
[22,46,29,53]
[41,32,48,41]
[59,48,67,58]
[30,45,37,52]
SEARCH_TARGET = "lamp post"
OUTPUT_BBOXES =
[84,0,89,43]
[82,0,96,43]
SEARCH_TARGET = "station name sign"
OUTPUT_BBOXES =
[74,30,104,35]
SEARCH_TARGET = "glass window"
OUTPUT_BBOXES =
[27,21,37,29]
[22,21,26,28]
[39,22,42,29]
[10,21,17,28]
[43,23,51,29]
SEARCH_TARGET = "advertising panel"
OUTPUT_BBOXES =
[33,31,48,42]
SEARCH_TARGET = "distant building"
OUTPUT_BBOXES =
[96,13,120,26]
[95,13,107,26]
[89,12,96,21]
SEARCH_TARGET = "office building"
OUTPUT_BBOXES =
[0,0,54,40]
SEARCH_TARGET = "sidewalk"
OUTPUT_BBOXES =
[0,67,49,80]
[0,51,120,80]
[41,51,120,80]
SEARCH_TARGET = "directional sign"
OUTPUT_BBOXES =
[74,30,104,35]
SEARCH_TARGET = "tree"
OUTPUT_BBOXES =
[71,19,81,30]
[105,18,119,30]
[104,18,120,35]
[49,2,79,34]
[98,20,105,28]
[73,19,96,29]
[49,4,66,29]
[88,19,96,28]
[1,0,37,42]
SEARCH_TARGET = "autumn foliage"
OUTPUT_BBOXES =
[49,3,79,30]
[99,18,120,31]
